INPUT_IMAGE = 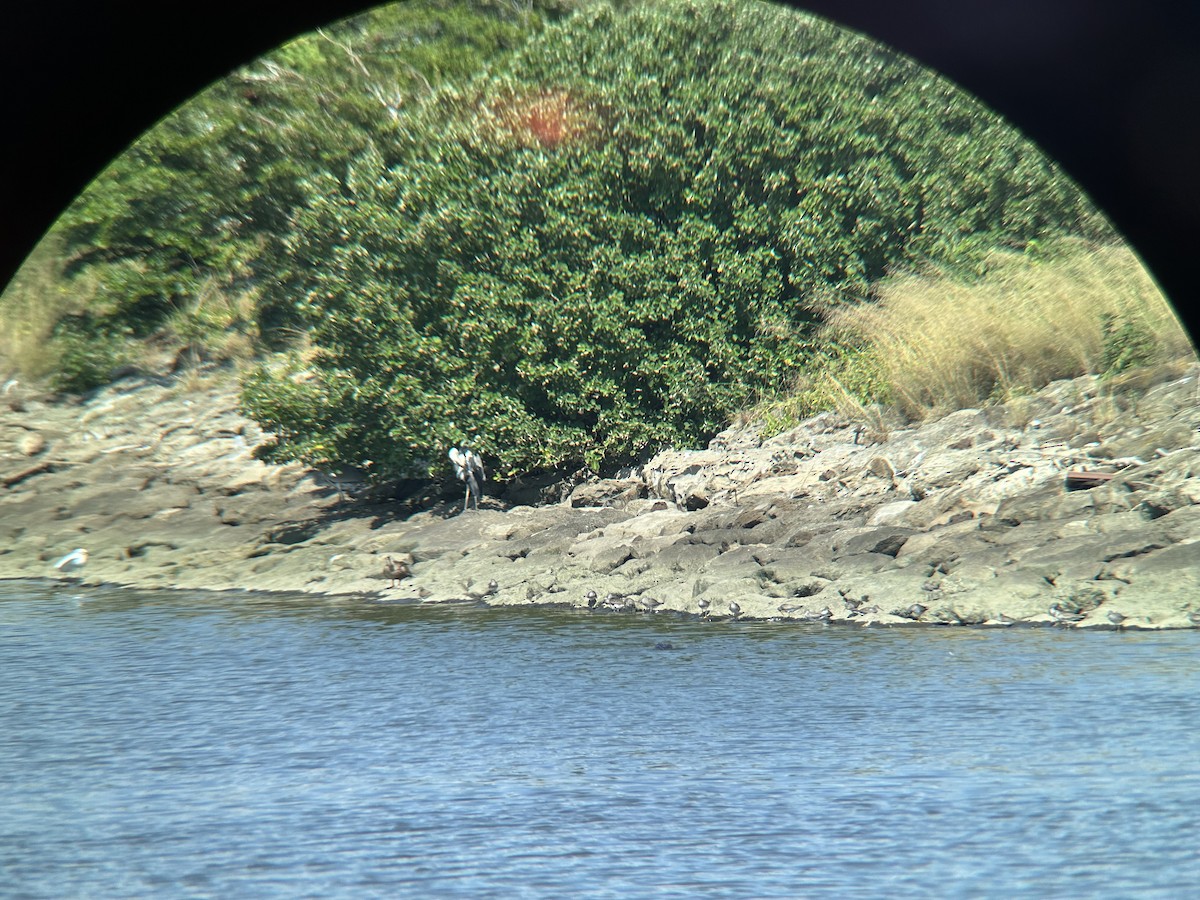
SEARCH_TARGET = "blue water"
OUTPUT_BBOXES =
[1,578,1197,898]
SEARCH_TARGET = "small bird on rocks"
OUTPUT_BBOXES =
[638,596,662,613]
[843,597,864,611]
[585,590,598,608]
[728,601,742,620]
[383,556,410,588]
[778,602,802,614]
[698,598,711,618]
[486,580,499,596]
[896,603,926,620]
[806,606,833,622]
[1106,610,1127,627]
[53,548,89,577]
[1049,603,1085,624]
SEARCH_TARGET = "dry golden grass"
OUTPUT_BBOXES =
[824,240,1196,419]
[0,235,83,378]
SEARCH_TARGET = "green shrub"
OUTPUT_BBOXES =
[48,318,134,393]
[245,0,1108,480]
[1100,312,1158,375]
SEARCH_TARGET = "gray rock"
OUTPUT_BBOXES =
[17,432,47,456]
[567,478,647,509]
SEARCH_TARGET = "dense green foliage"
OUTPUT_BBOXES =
[243,0,1111,480]
[15,0,561,391]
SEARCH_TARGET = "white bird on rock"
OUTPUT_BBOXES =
[449,447,486,513]
[53,548,89,576]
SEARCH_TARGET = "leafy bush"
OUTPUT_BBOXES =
[245,0,1110,480]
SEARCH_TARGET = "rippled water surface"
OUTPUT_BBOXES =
[2,579,1197,898]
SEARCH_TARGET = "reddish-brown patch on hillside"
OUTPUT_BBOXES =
[483,88,609,150]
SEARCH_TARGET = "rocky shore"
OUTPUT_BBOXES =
[2,361,1198,628]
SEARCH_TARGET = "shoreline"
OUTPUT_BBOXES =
[2,362,1198,629]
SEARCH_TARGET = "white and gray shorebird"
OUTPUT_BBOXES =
[448,447,486,513]
[53,548,89,577]
[728,600,742,620]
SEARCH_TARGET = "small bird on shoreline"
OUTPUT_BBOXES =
[1106,610,1127,628]
[585,590,598,608]
[602,593,630,612]
[53,548,89,577]
[466,578,501,600]
[1049,603,1085,624]
[728,601,742,620]
[383,556,410,588]
[698,598,711,618]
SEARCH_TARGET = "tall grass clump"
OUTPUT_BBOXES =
[0,235,139,389]
[0,235,77,379]
[823,240,1195,419]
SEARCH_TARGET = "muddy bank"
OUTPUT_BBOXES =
[2,363,1198,628]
